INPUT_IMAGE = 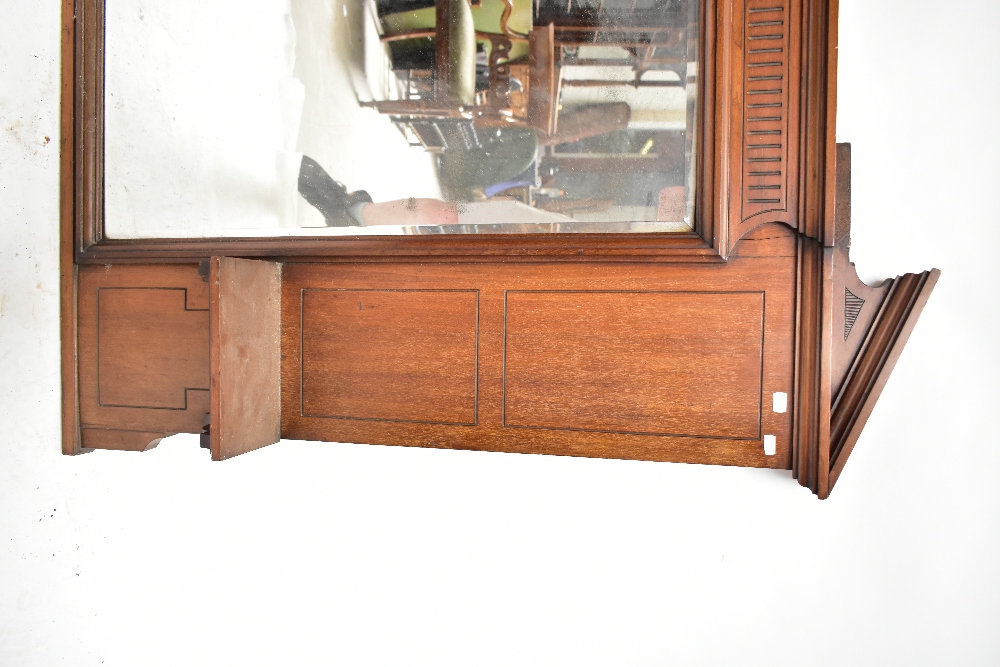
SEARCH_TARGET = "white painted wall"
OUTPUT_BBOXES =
[1,1,998,664]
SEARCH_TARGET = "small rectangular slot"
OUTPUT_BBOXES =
[772,391,788,413]
[763,434,777,456]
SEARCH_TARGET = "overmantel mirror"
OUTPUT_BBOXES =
[62,0,939,498]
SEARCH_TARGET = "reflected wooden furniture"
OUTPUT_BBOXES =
[62,0,940,499]
[369,0,522,107]
[364,0,560,136]
[536,0,690,49]
[526,24,559,135]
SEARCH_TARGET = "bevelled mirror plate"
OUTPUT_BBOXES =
[104,0,699,237]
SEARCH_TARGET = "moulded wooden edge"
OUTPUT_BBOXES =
[81,427,167,452]
[800,0,838,246]
[792,235,829,494]
[75,234,724,265]
[821,0,840,247]
[60,0,80,455]
[826,267,940,495]
[64,0,840,262]
[64,0,754,263]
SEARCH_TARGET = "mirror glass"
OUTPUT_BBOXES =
[104,0,699,237]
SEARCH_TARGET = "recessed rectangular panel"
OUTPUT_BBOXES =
[98,287,209,409]
[300,290,478,425]
[78,264,211,439]
[504,291,764,438]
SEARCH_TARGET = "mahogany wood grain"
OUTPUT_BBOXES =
[299,289,479,425]
[60,0,80,454]
[209,257,282,461]
[817,241,833,499]
[730,221,798,258]
[281,257,795,469]
[830,239,891,398]
[792,234,826,490]
[97,289,208,409]
[703,0,727,254]
[789,141,941,497]
[503,291,764,438]
[822,0,840,247]
[828,269,940,493]
[735,0,797,237]
[75,0,105,251]
[77,265,210,444]
[74,234,725,264]
[81,428,165,452]
[828,142,890,398]
[797,0,838,245]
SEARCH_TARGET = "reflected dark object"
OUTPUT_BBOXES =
[439,127,538,200]
[298,156,372,227]
[388,39,492,92]
[376,0,436,16]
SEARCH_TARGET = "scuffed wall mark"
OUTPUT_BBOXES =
[0,292,6,318]
[3,117,53,156]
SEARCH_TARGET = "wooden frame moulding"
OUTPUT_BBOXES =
[65,0,734,264]
[60,0,939,498]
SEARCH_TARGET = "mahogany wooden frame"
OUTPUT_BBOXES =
[61,0,939,498]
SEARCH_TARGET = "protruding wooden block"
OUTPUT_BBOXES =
[209,257,283,461]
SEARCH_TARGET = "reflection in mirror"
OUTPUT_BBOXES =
[104,0,699,237]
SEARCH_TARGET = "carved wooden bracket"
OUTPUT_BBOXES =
[791,144,939,497]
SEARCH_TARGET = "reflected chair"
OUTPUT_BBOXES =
[363,0,533,127]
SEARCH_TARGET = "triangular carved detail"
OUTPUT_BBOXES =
[845,288,865,340]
